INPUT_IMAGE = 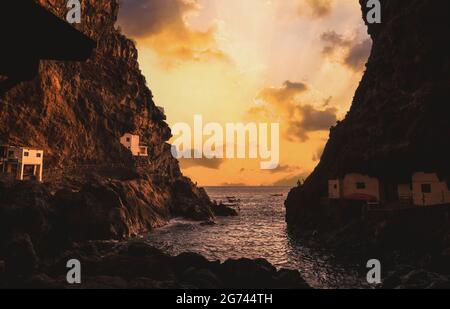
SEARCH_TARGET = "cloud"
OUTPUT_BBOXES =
[321,30,372,72]
[257,80,308,106]
[344,39,372,71]
[118,0,227,66]
[249,80,337,142]
[179,157,224,170]
[178,149,225,169]
[312,146,324,161]
[298,0,334,19]
[268,164,301,174]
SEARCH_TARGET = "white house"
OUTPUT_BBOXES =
[412,172,450,206]
[0,145,44,182]
[120,133,148,157]
[328,173,380,202]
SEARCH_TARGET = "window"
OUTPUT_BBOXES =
[36,153,41,158]
[356,182,366,189]
[24,152,29,157]
[334,184,338,189]
[421,184,432,194]
[126,138,131,142]
[8,151,14,157]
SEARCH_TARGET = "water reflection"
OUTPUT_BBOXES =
[144,186,367,288]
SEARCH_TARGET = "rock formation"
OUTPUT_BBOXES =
[0,241,310,289]
[285,0,450,227]
[0,0,217,261]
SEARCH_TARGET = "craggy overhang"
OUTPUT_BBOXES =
[0,0,96,82]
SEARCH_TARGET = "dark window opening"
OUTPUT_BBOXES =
[421,184,432,194]
[356,182,366,189]
[8,151,14,157]
[24,152,29,157]
[36,153,41,158]
[126,138,131,142]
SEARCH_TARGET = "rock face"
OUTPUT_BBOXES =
[1,0,171,170]
[0,241,311,289]
[0,0,214,259]
[286,0,450,227]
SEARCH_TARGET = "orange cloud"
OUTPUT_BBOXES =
[118,0,228,67]
[321,30,372,72]
[248,80,337,142]
[298,0,334,18]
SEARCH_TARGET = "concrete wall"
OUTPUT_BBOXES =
[342,173,380,201]
[120,133,148,157]
[1,147,44,182]
[120,133,141,156]
[412,172,450,206]
[21,148,44,165]
[328,179,341,199]
[21,148,44,182]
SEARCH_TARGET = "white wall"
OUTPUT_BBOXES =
[19,148,44,182]
[342,173,380,201]
[21,148,44,165]
[412,172,450,206]
[120,133,141,156]
[3,147,44,182]
[328,179,341,199]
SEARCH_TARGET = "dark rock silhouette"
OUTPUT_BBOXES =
[0,1,95,92]
[211,202,239,217]
[286,0,450,228]
[0,241,311,289]
[283,0,450,287]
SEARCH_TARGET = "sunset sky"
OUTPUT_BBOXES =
[118,0,371,186]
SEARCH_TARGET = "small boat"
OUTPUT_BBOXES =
[271,194,284,197]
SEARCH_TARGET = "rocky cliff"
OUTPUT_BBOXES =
[286,0,450,227]
[0,0,215,254]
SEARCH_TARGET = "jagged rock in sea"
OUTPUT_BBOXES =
[285,0,450,228]
[0,0,215,260]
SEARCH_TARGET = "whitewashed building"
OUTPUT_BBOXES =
[120,133,148,157]
[0,145,44,182]
[412,172,450,206]
[328,173,380,202]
